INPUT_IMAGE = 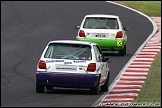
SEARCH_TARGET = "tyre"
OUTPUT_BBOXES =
[119,44,126,56]
[124,44,126,54]
[101,72,110,92]
[90,77,100,95]
[36,84,45,93]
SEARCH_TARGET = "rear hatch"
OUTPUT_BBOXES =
[39,42,95,74]
[78,16,122,40]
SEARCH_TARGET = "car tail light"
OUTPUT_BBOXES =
[87,63,96,72]
[116,31,123,38]
[79,30,86,37]
[38,60,46,69]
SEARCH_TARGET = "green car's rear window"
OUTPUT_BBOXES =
[83,17,119,29]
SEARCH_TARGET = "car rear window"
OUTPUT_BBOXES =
[44,43,92,60]
[83,17,119,29]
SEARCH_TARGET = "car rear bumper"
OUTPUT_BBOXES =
[36,71,99,88]
[76,38,126,51]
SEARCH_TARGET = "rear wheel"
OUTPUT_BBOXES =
[101,72,110,92]
[119,44,126,56]
[36,84,45,93]
[90,77,100,95]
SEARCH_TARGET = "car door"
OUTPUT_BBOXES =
[93,45,106,84]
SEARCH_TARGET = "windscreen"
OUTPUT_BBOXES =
[44,43,92,60]
[83,17,119,29]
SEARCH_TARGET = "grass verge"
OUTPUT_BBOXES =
[113,1,161,17]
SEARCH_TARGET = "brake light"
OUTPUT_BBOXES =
[87,63,96,72]
[116,31,123,38]
[38,60,46,69]
[79,30,85,37]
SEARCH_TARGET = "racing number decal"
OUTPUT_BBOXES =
[117,40,122,46]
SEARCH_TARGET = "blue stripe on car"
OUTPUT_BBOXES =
[36,71,99,88]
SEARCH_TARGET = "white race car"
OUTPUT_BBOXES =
[36,40,111,95]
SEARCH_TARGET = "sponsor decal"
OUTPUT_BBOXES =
[117,40,122,46]
[64,61,72,65]
[46,60,64,63]
[56,67,76,70]
[78,65,87,67]
[73,60,86,63]
[78,65,87,70]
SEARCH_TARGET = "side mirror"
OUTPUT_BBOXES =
[105,58,112,63]
[75,26,80,29]
[124,27,130,31]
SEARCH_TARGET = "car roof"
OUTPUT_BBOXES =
[85,14,119,18]
[48,40,96,45]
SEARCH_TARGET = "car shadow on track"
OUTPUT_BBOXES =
[43,87,105,95]
[102,51,121,56]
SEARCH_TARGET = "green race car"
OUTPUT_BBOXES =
[76,14,129,56]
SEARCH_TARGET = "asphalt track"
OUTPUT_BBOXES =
[1,1,153,107]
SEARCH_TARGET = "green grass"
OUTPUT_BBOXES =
[114,1,161,16]
[113,1,161,107]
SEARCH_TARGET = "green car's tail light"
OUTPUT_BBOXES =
[87,63,96,72]
[38,60,47,69]
[79,30,86,37]
[116,31,123,38]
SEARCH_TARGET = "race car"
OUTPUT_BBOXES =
[76,14,129,56]
[36,40,111,95]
